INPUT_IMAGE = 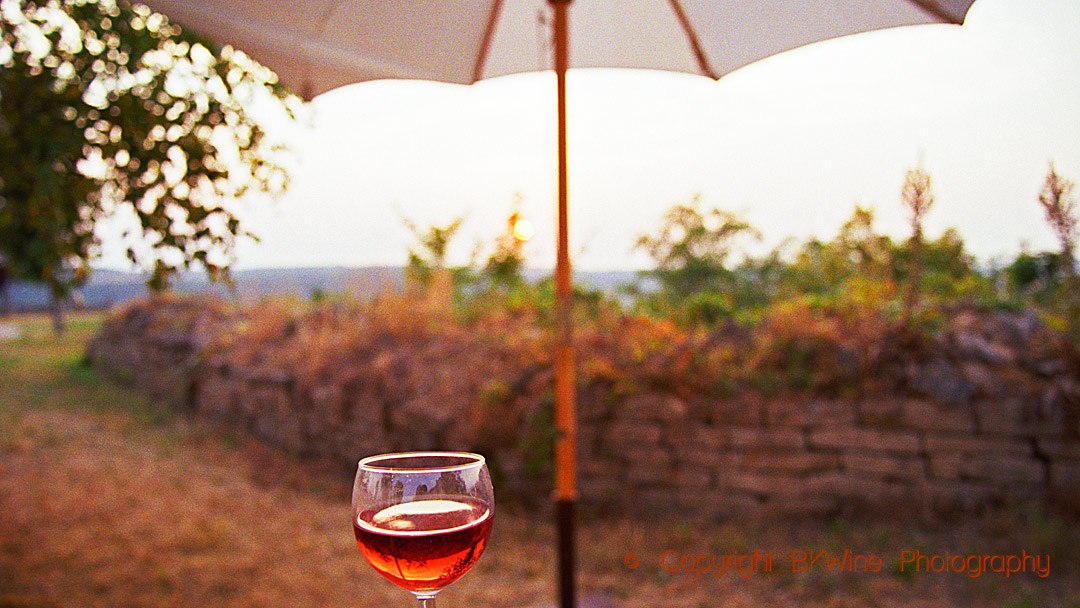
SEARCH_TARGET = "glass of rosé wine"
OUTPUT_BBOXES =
[352,452,494,608]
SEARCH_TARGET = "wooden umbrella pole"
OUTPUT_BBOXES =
[550,1,576,608]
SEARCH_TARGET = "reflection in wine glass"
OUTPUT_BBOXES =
[352,452,494,608]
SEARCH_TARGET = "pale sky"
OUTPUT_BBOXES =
[98,0,1080,273]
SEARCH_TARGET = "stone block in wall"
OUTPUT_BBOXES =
[250,385,307,454]
[857,398,904,427]
[959,361,1007,396]
[693,426,727,450]
[929,480,1000,513]
[661,422,693,448]
[1053,374,1080,397]
[105,343,194,408]
[632,487,682,515]
[705,397,762,426]
[906,359,976,405]
[723,470,803,498]
[347,393,384,428]
[238,382,267,419]
[391,395,462,447]
[1029,357,1068,377]
[243,366,295,386]
[676,488,761,520]
[901,399,975,433]
[928,453,962,480]
[1037,439,1080,460]
[305,384,345,440]
[739,451,840,476]
[310,383,343,414]
[842,453,925,483]
[975,397,1064,437]
[604,422,663,449]
[579,457,620,478]
[761,493,840,518]
[1047,473,1080,514]
[621,393,688,421]
[193,372,242,421]
[765,399,855,428]
[331,421,388,462]
[808,428,919,454]
[802,472,913,507]
[952,330,1016,365]
[672,440,732,469]
[974,397,1022,435]
[958,455,1045,484]
[148,329,195,351]
[623,446,675,467]
[673,465,712,490]
[924,434,1032,456]
[579,475,627,505]
[577,387,612,422]
[728,427,804,450]
[576,424,599,459]
[1049,460,1080,492]
[624,448,674,484]
[683,395,716,420]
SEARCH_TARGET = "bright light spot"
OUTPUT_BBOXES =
[513,218,534,242]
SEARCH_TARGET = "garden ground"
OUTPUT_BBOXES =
[1,312,1077,608]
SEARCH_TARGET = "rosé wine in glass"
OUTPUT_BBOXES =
[352,452,494,608]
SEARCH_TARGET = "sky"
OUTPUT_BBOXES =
[98,0,1080,273]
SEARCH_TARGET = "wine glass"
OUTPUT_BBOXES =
[352,452,494,608]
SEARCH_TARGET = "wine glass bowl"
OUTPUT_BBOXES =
[352,452,494,605]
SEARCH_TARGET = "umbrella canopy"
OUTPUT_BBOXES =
[140,0,973,98]
[135,1,976,606]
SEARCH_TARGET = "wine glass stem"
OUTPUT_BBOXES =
[415,596,436,608]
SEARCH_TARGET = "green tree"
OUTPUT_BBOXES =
[1007,250,1066,296]
[786,205,894,299]
[402,215,466,313]
[635,196,760,299]
[403,215,464,287]
[899,163,935,324]
[484,209,530,289]
[837,205,893,273]
[1037,162,1078,277]
[1034,163,1080,341]
[1005,166,1079,303]
[0,0,298,307]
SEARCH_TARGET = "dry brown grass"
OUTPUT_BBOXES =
[0,332,553,607]
[2,312,1078,608]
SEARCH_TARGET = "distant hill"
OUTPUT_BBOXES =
[1,266,639,312]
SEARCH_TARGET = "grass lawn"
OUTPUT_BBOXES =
[1,311,1077,608]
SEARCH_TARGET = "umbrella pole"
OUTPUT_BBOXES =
[550,2,576,608]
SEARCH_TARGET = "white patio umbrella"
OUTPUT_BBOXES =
[135,1,976,605]
[137,0,974,98]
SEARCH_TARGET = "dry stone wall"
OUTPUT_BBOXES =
[88,296,1080,520]
[576,390,1077,519]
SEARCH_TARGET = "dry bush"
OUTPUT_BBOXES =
[743,296,888,394]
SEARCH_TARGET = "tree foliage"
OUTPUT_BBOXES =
[629,179,991,329]
[899,163,935,324]
[1037,162,1078,277]
[635,196,760,298]
[403,215,464,288]
[484,210,530,288]
[0,0,299,296]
